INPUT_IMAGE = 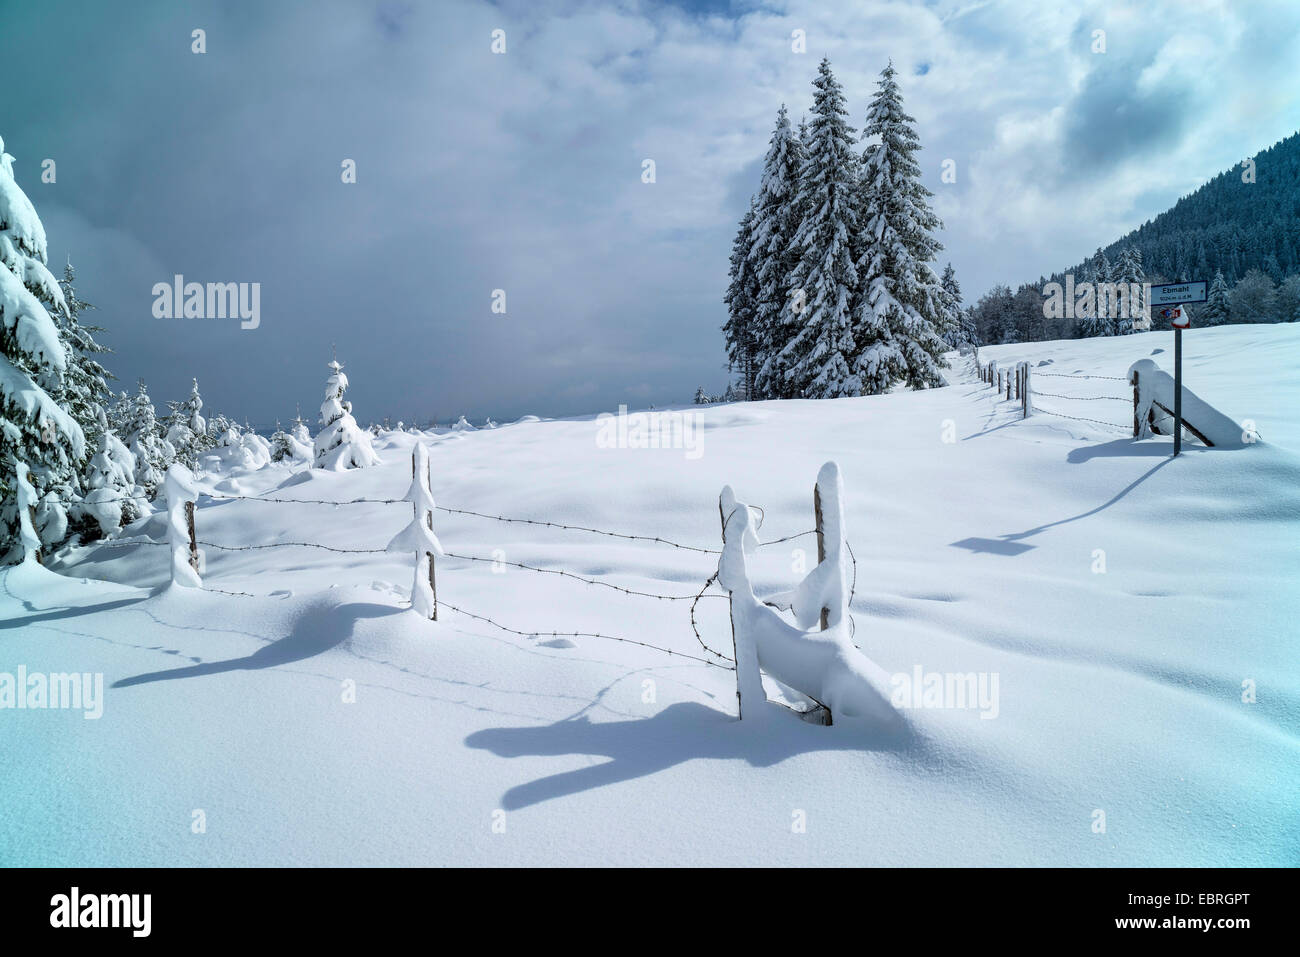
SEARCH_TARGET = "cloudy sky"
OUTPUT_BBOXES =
[4,0,1299,424]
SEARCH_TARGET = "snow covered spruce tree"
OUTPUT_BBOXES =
[164,378,207,469]
[854,61,949,392]
[0,133,85,559]
[81,429,140,537]
[124,380,170,497]
[749,105,805,400]
[939,263,965,348]
[1202,269,1231,325]
[54,258,112,464]
[1115,245,1145,334]
[1080,247,1115,337]
[270,421,293,462]
[314,356,379,470]
[722,199,761,399]
[780,59,863,399]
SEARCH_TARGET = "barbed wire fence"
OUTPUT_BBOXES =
[973,352,1135,434]
[44,450,861,678]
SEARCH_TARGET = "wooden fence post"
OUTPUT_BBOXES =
[1021,364,1028,419]
[413,451,438,621]
[814,484,828,631]
[1132,369,1140,437]
[425,457,438,620]
[719,495,744,720]
[185,500,199,572]
[1006,371,1012,401]
[28,506,42,566]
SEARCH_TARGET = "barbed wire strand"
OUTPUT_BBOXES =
[1033,372,1128,381]
[438,599,734,670]
[1031,408,1131,432]
[442,550,722,601]
[434,504,721,554]
[1030,390,1130,402]
[197,540,387,554]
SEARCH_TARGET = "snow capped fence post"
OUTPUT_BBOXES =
[813,481,829,631]
[388,445,443,620]
[1131,367,1142,437]
[718,487,764,720]
[13,461,42,565]
[164,464,201,587]
[717,463,897,728]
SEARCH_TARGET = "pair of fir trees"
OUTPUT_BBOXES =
[724,58,963,402]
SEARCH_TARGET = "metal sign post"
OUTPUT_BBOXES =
[1174,324,1183,456]
[1152,282,1205,459]
[1162,304,1192,456]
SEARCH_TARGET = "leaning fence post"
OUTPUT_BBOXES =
[814,483,829,631]
[1132,369,1140,437]
[718,489,765,720]
[12,461,43,565]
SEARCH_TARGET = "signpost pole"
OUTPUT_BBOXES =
[1151,282,1203,459]
[1174,322,1183,457]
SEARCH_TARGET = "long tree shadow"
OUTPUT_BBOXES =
[113,600,400,688]
[466,701,914,811]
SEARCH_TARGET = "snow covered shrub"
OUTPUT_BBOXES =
[314,357,379,470]
[78,430,142,536]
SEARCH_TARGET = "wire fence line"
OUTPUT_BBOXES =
[438,599,735,670]
[56,479,859,676]
[974,353,1134,433]
[1030,390,1129,402]
[1032,372,1127,381]
[1031,409,1132,432]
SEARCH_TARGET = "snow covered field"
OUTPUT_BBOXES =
[4,324,1298,867]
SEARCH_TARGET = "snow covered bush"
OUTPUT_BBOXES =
[78,430,144,536]
[314,357,379,470]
